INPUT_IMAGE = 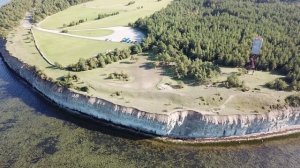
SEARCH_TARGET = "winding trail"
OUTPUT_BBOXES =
[34,26,145,43]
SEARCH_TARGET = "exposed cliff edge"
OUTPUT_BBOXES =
[1,41,300,142]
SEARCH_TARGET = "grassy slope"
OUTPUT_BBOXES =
[39,0,172,30]
[32,29,129,66]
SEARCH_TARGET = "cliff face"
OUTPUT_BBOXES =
[1,45,300,140]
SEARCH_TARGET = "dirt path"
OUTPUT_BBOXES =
[21,12,33,29]
[34,26,144,43]
[220,94,235,110]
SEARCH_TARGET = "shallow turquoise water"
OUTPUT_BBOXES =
[0,56,300,167]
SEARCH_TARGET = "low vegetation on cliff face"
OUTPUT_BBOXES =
[133,0,300,89]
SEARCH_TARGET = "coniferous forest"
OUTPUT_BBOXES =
[133,0,300,90]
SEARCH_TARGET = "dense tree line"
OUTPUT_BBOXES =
[60,12,119,28]
[96,12,120,20]
[63,18,87,28]
[67,48,132,71]
[133,0,300,88]
[0,0,34,37]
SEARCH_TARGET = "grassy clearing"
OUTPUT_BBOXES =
[68,29,113,37]
[66,54,289,115]
[39,0,173,30]
[32,28,130,66]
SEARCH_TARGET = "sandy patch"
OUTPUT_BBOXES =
[97,26,145,43]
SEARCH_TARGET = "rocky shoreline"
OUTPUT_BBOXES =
[1,39,300,143]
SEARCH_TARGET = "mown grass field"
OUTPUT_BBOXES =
[32,29,130,66]
[39,0,173,30]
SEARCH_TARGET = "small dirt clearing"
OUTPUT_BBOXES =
[96,26,145,42]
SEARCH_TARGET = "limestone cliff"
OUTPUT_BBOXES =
[1,44,300,141]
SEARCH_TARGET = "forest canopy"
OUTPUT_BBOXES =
[133,0,300,89]
[0,0,33,37]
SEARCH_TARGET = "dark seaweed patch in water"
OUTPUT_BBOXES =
[28,137,59,163]
[1,159,17,168]
[36,136,59,155]
[0,118,16,132]
[0,118,16,124]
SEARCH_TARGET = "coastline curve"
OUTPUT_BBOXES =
[1,39,300,143]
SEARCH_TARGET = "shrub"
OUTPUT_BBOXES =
[291,81,300,91]
[61,29,68,33]
[108,72,129,81]
[80,86,89,92]
[285,94,300,107]
[54,62,64,69]
[266,78,289,91]
[130,44,142,54]
[126,1,135,6]
[225,74,244,88]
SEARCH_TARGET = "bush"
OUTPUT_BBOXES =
[126,1,135,6]
[108,72,129,81]
[291,81,300,91]
[266,78,289,91]
[225,74,244,88]
[130,44,142,54]
[55,73,81,88]
[54,62,64,69]
[61,29,68,33]
[80,86,89,92]
[285,94,300,107]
